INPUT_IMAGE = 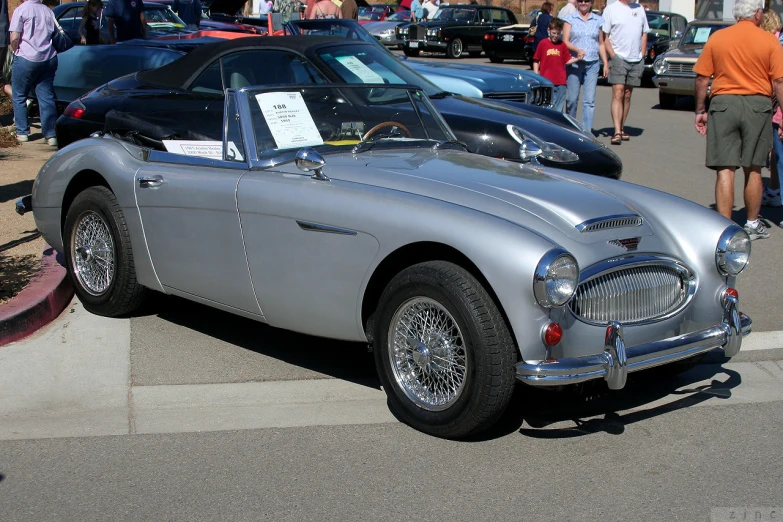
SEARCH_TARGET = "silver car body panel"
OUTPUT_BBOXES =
[32,85,747,376]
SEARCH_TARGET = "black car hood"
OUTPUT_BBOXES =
[434,95,603,153]
[207,0,247,15]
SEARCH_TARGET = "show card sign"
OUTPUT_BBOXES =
[335,56,384,84]
[255,91,323,150]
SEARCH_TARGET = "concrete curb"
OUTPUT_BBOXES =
[0,245,74,347]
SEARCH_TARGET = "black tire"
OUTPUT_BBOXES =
[373,261,518,439]
[659,90,677,109]
[468,51,482,58]
[403,47,420,57]
[488,55,504,63]
[64,186,147,317]
[446,38,464,58]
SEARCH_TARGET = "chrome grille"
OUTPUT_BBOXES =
[666,62,694,74]
[409,25,426,40]
[577,215,643,232]
[569,264,691,325]
[485,92,528,103]
[537,86,552,106]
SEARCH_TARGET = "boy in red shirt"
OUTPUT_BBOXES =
[533,18,579,112]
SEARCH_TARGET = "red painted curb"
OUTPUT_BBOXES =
[0,245,74,346]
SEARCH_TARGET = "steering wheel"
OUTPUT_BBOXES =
[362,121,412,140]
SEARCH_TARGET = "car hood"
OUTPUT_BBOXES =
[325,150,646,244]
[407,59,553,92]
[434,95,603,153]
[663,45,703,58]
[364,21,402,33]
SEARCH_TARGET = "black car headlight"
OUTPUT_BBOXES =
[534,249,579,308]
[507,125,579,163]
[716,225,750,276]
[653,58,667,75]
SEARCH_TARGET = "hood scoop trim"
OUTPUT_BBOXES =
[576,214,644,233]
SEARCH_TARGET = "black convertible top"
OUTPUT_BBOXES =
[137,36,362,90]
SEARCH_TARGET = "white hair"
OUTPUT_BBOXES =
[733,0,763,21]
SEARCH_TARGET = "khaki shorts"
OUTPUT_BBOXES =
[608,54,644,87]
[706,94,772,169]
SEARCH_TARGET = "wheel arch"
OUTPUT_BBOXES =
[361,241,513,344]
[60,169,112,236]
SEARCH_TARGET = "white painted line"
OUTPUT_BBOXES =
[741,330,783,351]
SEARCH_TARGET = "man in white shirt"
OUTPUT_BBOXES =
[558,0,576,19]
[602,0,648,145]
[422,0,438,19]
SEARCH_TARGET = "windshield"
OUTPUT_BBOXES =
[646,13,670,36]
[432,8,475,22]
[244,85,455,158]
[385,10,411,21]
[681,23,730,45]
[313,43,441,97]
[145,6,187,28]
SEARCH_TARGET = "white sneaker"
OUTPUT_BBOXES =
[762,189,782,207]
[16,134,28,143]
[46,137,58,147]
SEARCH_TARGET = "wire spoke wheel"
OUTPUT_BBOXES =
[388,297,468,411]
[71,211,115,296]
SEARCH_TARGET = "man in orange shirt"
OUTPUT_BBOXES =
[694,0,783,240]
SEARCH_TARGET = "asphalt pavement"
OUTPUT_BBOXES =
[1,73,782,521]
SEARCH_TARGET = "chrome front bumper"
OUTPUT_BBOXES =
[652,74,696,95]
[516,295,750,390]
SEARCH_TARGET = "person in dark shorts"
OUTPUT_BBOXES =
[601,0,648,145]
[105,0,146,44]
[694,0,783,240]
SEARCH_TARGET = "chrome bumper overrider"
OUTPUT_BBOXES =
[516,295,750,390]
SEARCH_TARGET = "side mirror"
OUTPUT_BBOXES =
[295,147,329,181]
[519,140,543,163]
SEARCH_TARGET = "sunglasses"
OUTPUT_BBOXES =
[577,0,592,3]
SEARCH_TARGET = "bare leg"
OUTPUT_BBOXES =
[715,167,736,219]
[1,83,10,98]
[743,165,763,221]
[621,86,633,131]
[611,84,624,135]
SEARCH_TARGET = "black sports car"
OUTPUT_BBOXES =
[56,37,621,178]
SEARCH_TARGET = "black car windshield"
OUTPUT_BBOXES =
[646,13,670,36]
[432,8,475,21]
[314,43,441,97]
[681,23,730,45]
[245,85,455,158]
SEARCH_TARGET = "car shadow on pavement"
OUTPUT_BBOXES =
[137,293,380,388]
[469,361,741,441]
[0,180,33,203]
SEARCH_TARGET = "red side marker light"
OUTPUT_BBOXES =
[544,323,562,346]
[64,105,84,119]
[725,287,738,299]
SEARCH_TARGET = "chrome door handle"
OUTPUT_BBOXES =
[138,176,163,188]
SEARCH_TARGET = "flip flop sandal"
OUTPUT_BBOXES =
[620,130,630,141]
[611,133,622,145]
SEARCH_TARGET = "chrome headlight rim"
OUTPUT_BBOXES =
[506,124,580,164]
[716,225,751,276]
[534,249,580,308]
[653,58,667,75]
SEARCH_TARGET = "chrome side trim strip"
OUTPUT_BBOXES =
[517,295,750,390]
[296,221,358,236]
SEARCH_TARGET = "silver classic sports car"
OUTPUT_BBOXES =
[26,84,752,438]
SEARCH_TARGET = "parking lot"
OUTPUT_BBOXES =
[2,71,782,520]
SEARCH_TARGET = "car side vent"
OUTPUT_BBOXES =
[576,214,644,232]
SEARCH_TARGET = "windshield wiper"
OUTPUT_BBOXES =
[429,91,453,99]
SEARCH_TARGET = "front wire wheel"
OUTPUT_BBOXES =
[374,261,518,439]
[71,211,115,296]
[389,297,468,411]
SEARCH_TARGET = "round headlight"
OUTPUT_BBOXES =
[534,250,579,308]
[653,58,667,75]
[716,226,751,276]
